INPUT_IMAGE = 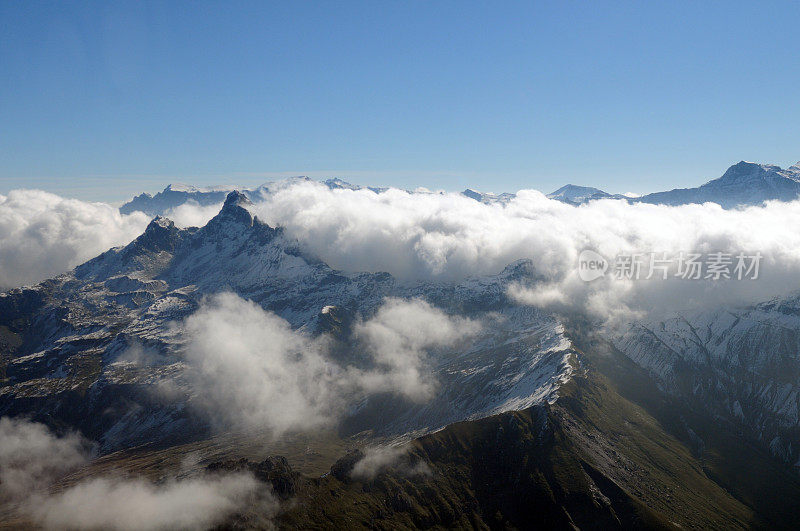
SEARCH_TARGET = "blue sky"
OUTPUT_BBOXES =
[2,1,800,202]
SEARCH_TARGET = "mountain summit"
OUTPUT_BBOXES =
[1,197,574,454]
[636,160,800,208]
[117,159,800,216]
[546,184,623,204]
[546,160,800,208]
[213,190,256,226]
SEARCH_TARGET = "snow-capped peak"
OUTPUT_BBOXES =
[148,215,175,230]
[208,190,256,227]
[717,161,782,183]
[547,184,611,204]
[222,190,253,208]
[324,178,360,190]
[164,183,240,193]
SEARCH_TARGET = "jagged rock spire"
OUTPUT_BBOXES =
[212,190,255,226]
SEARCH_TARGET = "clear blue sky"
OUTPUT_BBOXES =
[2,1,800,202]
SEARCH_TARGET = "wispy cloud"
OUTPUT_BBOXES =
[0,417,273,530]
[0,417,90,502]
[182,293,479,435]
[28,472,271,531]
[350,445,431,481]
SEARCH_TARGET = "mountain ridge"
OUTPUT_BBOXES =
[119,159,800,216]
[1,192,576,452]
[5,191,800,528]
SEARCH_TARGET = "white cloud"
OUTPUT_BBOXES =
[181,293,478,435]
[0,418,273,530]
[351,297,481,401]
[251,184,530,281]
[6,180,800,326]
[240,181,800,323]
[28,472,270,531]
[0,190,149,289]
[164,200,224,228]
[350,445,431,481]
[0,417,89,502]
[182,292,340,435]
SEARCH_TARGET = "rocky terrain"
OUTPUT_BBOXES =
[3,189,800,528]
[119,160,800,216]
[613,295,800,467]
[0,191,575,453]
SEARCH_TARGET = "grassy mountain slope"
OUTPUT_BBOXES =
[274,354,757,529]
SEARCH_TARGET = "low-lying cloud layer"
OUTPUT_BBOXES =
[0,190,149,289]
[28,472,269,531]
[0,416,90,502]
[0,417,272,530]
[6,181,800,323]
[183,293,479,435]
[245,181,800,323]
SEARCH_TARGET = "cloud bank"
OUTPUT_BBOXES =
[28,472,269,531]
[0,416,90,502]
[7,181,800,323]
[243,181,800,322]
[0,417,272,530]
[182,293,479,435]
[0,190,150,289]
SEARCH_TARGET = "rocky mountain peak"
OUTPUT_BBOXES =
[718,161,780,184]
[547,184,612,204]
[223,190,253,208]
[211,190,255,226]
[324,178,360,190]
[147,215,175,230]
[137,216,180,251]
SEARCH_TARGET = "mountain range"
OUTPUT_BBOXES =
[548,160,800,208]
[1,191,574,451]
[543,160,800,208]
[4,188,800,527]
[118,160,800,217]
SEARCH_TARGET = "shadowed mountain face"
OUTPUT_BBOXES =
[56,341,800,529]
[612,295,800,466]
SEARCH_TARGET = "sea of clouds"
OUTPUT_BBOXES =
[3,180,800,526]
[3,180,799,323]
[0,190,150,289]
